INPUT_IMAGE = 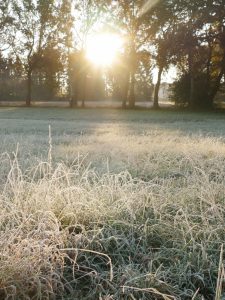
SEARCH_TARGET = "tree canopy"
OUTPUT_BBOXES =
[0,0,225,109]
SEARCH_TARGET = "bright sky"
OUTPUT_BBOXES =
[153,66,178,84]
[86,33,123,66]
[85,32,177,84]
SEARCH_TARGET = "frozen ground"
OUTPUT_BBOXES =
[0,107,225,299]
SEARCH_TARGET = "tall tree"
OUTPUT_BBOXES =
[32,45,63,100]
[0,1,14,51]
[70,0,104,108]
[107,0,159,108]
[168,0,225,109]
[10,0,66,106]
[59,0,75,107]
[152,22,178,109]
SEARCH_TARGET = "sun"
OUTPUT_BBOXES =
[86,33,123,66]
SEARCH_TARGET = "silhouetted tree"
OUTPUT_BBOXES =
[168,0,225,109]
[10,0,67,105]
[107,0,159,108]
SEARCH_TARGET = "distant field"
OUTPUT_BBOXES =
[1,107,225,299]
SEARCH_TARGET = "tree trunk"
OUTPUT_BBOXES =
[153,66,163,109]
[208,71,224,107]
[189,75,195,108]
[128,71,135,108]
[208,52,225,107]
[26,69,32,106]
[70,79,77,108]
[70,95,77,108]
[122,87,127,108]
[206,44,212,94]
[81,72,86,108]
[188,51,195,109]
[122,71,129,108]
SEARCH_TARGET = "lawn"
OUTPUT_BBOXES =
[0,107,225,299]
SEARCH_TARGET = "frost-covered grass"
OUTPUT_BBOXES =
[0,107,225,299]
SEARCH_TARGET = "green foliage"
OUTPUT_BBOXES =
[0,55,26,101]
[1,0,225,108]
[7,0,72,104]
[32,46,64,100]
[172,73,210,108]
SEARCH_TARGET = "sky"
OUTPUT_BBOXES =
[153,66,178,84]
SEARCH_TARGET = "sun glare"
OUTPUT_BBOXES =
[86,34,123,66]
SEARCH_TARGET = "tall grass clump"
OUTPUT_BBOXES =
[0,148,225,300]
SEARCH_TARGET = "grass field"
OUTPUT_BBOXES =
[1,107,225,299]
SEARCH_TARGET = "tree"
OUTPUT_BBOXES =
[32,45,63,100]
[0,54,25,101]
[58,0,75,107]
[69,0,105,108]
[152,28,175,109]
[10,0,67,106]
[168,0,225,109]
[106,0,159,108]
[0,1,14,51]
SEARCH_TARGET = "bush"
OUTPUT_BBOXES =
[171,72,210,109]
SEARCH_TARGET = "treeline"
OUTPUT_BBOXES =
[0,0,225,109]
